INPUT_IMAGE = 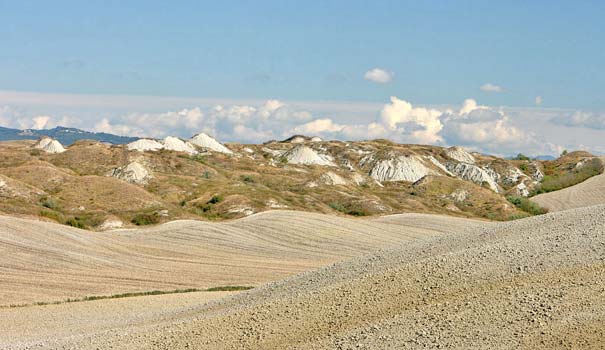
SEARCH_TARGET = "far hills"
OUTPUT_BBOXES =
[0,126,137,145]
[0,131,602,231]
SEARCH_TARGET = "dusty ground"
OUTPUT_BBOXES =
[0,291,235,350]
[1,206,603,349]
[532,157,605,212]
[0,210,480,306]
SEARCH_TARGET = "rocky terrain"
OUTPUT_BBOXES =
[1,133,600,230]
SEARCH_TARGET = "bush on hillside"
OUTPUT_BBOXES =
[40,197,59,210]
[329,202,369,216]
[208,195,223,204]
[506,195,548,216]
[131,212,160,226]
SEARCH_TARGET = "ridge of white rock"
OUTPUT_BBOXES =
[189,133,233,154]
[282,145,335,166]
[319,171,348,185]
[369,155,436,183]
[109,161,152,185]
[163,136,197,155]
[425,156,454,176]
[35,137,53,149]
[310,136,323,142]
[34,137,66,154]
[502,167,528,185]
[515,182,530,197]
[530,162,544,182]
[262,147,283,157]
[127,139,164,152]
[445,146,475,164]
[446,163,500,193]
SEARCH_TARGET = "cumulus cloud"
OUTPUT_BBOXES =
[480,83,504,92]
[0,106,70,130]
[290,96,444,144]
[93,100,314,143]
[440,99,545,154]
[550,111,605,130]
[291,97,554,156]
[363,68,393,84]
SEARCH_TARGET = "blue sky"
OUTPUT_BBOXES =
[0,1,604,155]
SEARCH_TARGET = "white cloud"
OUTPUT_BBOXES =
[2,95,591,157]
[480,83,504,92]
[0,106,71,130]
[550,111,605,130]
[535,96,543,105]
[363,68,393,84]
[92,100,314,143]
[440,99,547,155]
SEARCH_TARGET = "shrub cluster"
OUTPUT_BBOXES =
[329,202,368,216]
[131,212,160,226]
[506,195,548,216]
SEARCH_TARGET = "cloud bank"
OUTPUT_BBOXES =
[550,111,605,130]
[0,96,587,157]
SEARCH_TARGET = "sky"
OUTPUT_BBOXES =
[0,1,604,156]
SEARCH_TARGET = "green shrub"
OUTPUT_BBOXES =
[64,215,102,229]
[205,286,253,292]
[191,154,206,164]
[40,197,59,210]
[208,195,223,204]
[329,202,368,216]
[40,209,64,223]
[506,195,548,216]
[329,202,346,212]
[65,217,87,229]
[514,153,530,161]
[241,175,255,183]
[131,212,160,226]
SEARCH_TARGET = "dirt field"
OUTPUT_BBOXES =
[1,206,603,349]
[0,210,480,306]
[532,157,605,211]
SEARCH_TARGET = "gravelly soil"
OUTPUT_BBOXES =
[532,157,605,212]
[1,210,478,306]
[3,206,603,349]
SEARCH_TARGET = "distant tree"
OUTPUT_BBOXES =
[561,149,568,157]
[515,153,530,161]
